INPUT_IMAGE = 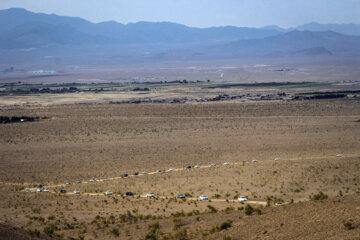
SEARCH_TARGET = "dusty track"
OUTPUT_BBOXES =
[18,153,354,190]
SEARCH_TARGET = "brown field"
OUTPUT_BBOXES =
[0,100,360,239]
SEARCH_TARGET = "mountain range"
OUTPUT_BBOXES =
[0,8,360,61]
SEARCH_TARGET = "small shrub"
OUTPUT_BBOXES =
[172,217,182,230]
[254,208,262,215]
[207,205,217,213]
[244,205,254,215]
[43,224,57,236]
[29,229,40,237]
[110,227,120,236]
[343,220,354,230]
[219,220,232,230]
[311,191,328,201]
[144,221,161,240]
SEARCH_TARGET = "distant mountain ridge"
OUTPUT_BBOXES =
[0,8,281,48]
[0,8,360,62]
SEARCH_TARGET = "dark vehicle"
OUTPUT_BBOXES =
[126,192,134,196]
[123,173,129,177]
[186,166,191,169]
[133,172,139,176]
[156,169,162,173]
[60,189,67,193]
[177,194,186,199]
[37,184,43,188]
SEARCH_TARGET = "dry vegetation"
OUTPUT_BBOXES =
[0,99,359,239]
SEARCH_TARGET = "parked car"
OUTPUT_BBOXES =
[238,196,248,202]
[37,184,43,188]
[177,194,185,199]
[274,157,281,161]
[147,192,155,198]
[142,171,147,175]
[66,181,71,185]
[210,163,216,167]
[123,173,128,177]
[186,166,191,169]
[199,195,209,200]
[76,180,82,184]
[60,189,67,193]
[169,168,175,171]
[275,202,282,206]
[126,192,134,196]
[336,154,343,157]
[43,188,49,192]
[252,159,258,163]
[36,188,42,192]
[156,169,162,173]
[133,172,139,176]
[73,190,80,194]
[105,190,113,195]
[89,178,96,182]
[194,164,201,168]
[25,187,30,192]
[223,162,230,165]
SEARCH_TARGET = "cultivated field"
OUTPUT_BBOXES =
[0,100,359,239]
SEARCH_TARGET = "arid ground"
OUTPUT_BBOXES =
[0,100,359,239]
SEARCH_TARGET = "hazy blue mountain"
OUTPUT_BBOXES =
[294,22,360,36]
[261,22,360,36]
[0,8,281,48]
[202,30,360,58]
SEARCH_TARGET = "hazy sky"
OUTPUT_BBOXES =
[0,0,359,28]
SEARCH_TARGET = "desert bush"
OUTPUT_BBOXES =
[144,221,161,240]
[219,220,233,230]
[311,191,328,201]
[343,220,354,230]
[172,217,182,230]
[172,228,189,240]
[209,220,233,234]
[29,229,40,237]
[109,227,120,236]
[43,223,57,236]
[244,204,254,215]
[207,205,218,213]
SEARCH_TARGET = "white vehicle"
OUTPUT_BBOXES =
[73,190,80,194]
[105,190,113,195]
[210,163,216,167]
[336,154,343,157]
[89,178,96,182]
[194,164,200,168]
[43,188,50,192]
[169,168,175,171]
[142,171,147,175]
[147,192,155,198]
[199,195,209,200]
[36,188,42,192]
[252,159,258,163]
[223,162,230,166]
[66,181,71,185]
[275,202,282,206]
[25,187,30,192]
[274,157,281,161]
[238,196,248,202]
